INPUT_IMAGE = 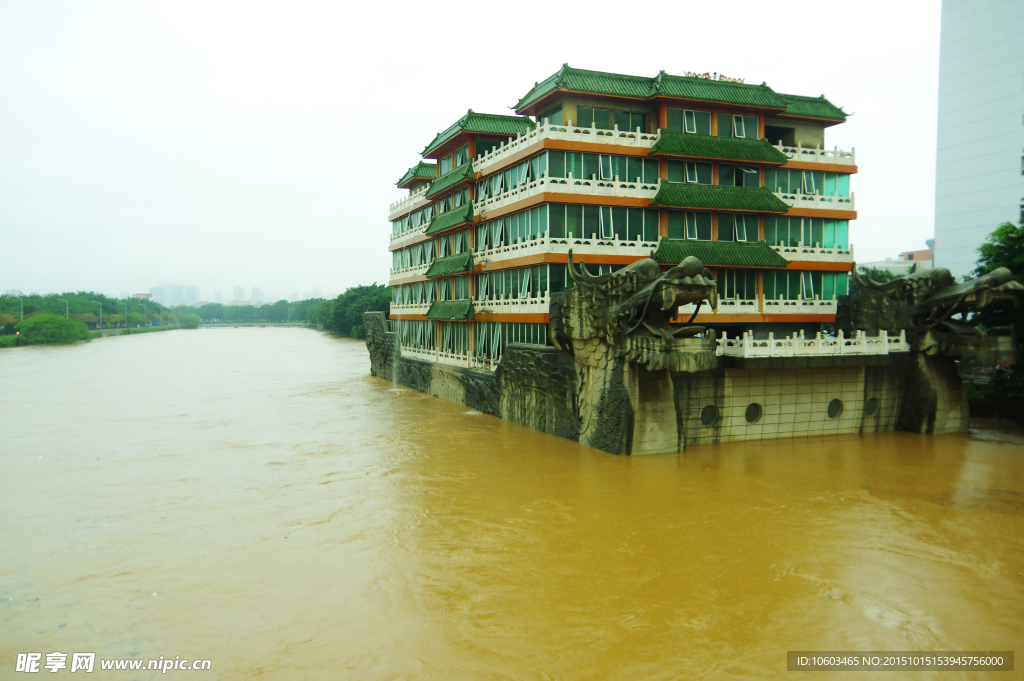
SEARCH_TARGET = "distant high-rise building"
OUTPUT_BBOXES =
[251,287,264,305]
[290,291,299,301]
[185,285,200,306]
[234,286,245,302]
[149,286,167,306]
[214,290,222,304]
[310,287,322,299]
[933,0,1024,277]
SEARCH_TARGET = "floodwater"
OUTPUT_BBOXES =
[1,328,1021,680]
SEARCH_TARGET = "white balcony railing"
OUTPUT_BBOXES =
[390,223,428,246]
[388,185,430,222]
[775,190,855,211]
[775,143,856,166]
[717,329,908,358]
[474,231,660,266]
[473,119,659,176]
[475,174,659,217]
[388,263,429,279]
[400,346,437,363]
[763,299,838,314]
[473,295,550,316]
[769,243,854,262]
[389,302,430,316]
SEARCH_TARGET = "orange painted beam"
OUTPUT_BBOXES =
[479,192,650,222]
[474,313,549,323]
[786,208,857,220]
[783,160,857,174]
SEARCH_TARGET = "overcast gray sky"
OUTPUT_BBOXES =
[0,0,941,301]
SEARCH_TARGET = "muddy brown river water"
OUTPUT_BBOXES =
[1,328,1022,679]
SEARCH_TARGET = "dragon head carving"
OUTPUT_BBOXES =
[550,251,718,371]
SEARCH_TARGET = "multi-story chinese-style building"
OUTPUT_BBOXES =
[387,65,856,371]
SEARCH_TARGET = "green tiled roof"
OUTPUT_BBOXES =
[650,182,790,213]
[653,239,789,268]
[515,65,790,113]
[780,94,848,122]
[422,110,536,157]
[424,252,473,277]
[649,132,789,165]
[425,299,474,320]
[653,72,787,110]
[396,161,436,187]
[424,162,474,199]
[424,204,473,235]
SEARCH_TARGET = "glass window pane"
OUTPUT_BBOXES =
[719,164,736,186]
[764,271,776,299]
[824,173,837,196]
[823,219,835,248]
[742,167,760,187]
[666,108,683,133]
[644,209,660,241]
[696,212,712,240]
[837,220,849,248]
[811,218,824,246]
[718,214,735,241]
[732,116,745,138]
[764,168,777,192]
[548,151,565,178]
[594,108,610,130]
[578,107,594,128]
[583,205,599,237]
[685,162,697,183]
[684,110,697,133]
[627,207,643,240]
[612,207,628,239]
[837,272,849,296]
[697,162,713,185]
[668,211,685,239]
[764,216,777,245]
[599,154,613,180]
[667,160,685,183]
[695,111,711,135]
[838,174,850,197]
[583,153,599,180]
[743,116,758,139]
[717,113,732,137]
[627,157,642,183]
[823,272,835,300]
[643,158,659,184]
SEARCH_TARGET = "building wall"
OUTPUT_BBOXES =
[934,0,1024,278]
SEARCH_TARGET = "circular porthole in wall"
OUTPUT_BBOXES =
[745,403,762,423]
[865,397,879,416]
[827,399,844,419]
[700,405,718,426]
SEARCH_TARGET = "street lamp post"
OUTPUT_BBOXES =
[93,301,102,329]
[57,298,69,317]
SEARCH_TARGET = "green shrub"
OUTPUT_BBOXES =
[182,314,201,329]
[13,314,91,345]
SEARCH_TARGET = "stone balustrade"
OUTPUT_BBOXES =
[775,190,855,211]
[717,329,909,358]
[475,174,659,217]
[770,243,854,262]
[775,143,856,166]
[388,185,430,222]
[474,231,659,265]
[389,302,431,315]
[473,295,550,316]
[389,263,430,279]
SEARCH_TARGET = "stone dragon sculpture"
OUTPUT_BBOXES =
[837,265,1022,433]
[549,251,719,452]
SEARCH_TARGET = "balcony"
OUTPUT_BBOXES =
[774,143,856,167]
[769,243,854,262]
[390,223,428,248]
[390,302,430,316]
[388,263,429,279]
[717,329,908,358]
[474,232,660,266]
[475,174,659,217]
[388,185,430,222]
[774,190,855,212]
[473,120,659,177]
[473,295,551,316]
[763,298,838,315]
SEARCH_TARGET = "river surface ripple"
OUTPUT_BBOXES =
[1,328,1022,680]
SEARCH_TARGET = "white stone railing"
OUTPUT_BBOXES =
[775,190,855,211]
[388,185,430,222]
[390,223,428,246]
[473,295,550,315]
[400,345,437,363]
[475,174,659,217]
[437,350,471,368]
[474,231,659,265]
[473,119,658,176]
[770,243,854,262]
[775,143,856,166]
[470,355,499,372]
[714,299,762,314]
[763,298,838,314]
[390,302,430,315]
[388,263,429,279]
[717,329,908,358]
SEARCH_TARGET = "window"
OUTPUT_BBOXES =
[717,114,759,139]
[548,203,658,241]
[763,271,847,300]
[475,138,502,159]
[476,223,489,251]
[764,217,849,249]
[541,105,562,125]
[476,272,489,299]
[801,171,816,194]
[613,110,647,132]
[667,160,712,184]
[718,214,757,242]
[667,210,712,240]
[453,229,466,254]
[454,144,469,167]
[578,106,611,130]
[423,240,435,262]
[666,108,712,135]
[437,278,451,301]
[720,269,757,300]
[719,165,760,188]
[454,276,469,299]
[439,154,452,175]
[437,236,449,258]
